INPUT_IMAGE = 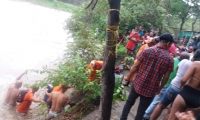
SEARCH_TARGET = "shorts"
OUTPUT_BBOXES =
[46,101,52,108]
[46,110,61,120]
[180,85,200,108]
[160,84,180,106]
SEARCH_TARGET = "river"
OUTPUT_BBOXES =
[0,0,72,119]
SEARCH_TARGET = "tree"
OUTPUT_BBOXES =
[170,0,191,32]
[191,8,200,33]
[191,0,200,32]
[99,0,120,120]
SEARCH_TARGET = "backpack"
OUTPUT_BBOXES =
[16,90,28,103]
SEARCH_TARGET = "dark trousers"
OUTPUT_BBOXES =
[120,85,154,120]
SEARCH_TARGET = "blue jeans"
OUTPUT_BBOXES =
[160,84,180,106]
[143,86,168,119]
[120,84,154,120]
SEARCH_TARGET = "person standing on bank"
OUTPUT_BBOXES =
[126,27,140,57]
[119,33,174,120]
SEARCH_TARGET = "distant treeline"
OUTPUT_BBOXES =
[58,0,89,6]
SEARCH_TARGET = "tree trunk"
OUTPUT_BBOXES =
[179,5,191,38]
[192,16,198,33]
[166,0,171,26]
[192,6,200,34]
[99,0,120,120]
[180,19,185,33]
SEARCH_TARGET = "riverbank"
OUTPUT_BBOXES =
[28,0,78,12]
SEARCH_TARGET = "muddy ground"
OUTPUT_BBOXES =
[83,70,168,120]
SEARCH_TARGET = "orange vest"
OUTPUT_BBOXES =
[17,88,33,113]
[87,60,103,81]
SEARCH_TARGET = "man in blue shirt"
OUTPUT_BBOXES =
[138,26,144,38]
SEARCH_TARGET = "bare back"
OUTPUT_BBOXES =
[50,92,68,113]
[186,61,200,90]
[4,84,15,104]
[8,88,20,106]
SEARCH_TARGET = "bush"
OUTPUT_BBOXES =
[116,44,126,57]
[125,56,134,65]
[29,55,127,118]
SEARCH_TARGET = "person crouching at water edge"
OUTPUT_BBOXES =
[86,60,103,82]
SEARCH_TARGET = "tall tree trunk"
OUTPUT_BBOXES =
[179,5,191,39]
[180,19,185,33]
[166,0,171,26]
[99,0,120,120]
[179,19,185,40]
[192,6,200,34]
[192,16,198,33]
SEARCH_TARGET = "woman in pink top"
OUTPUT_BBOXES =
[126,27,140,57]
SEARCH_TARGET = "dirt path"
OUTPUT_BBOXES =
[0,0,71,119]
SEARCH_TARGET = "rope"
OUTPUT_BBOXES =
[104,25,119,63]
[108,9,120,12]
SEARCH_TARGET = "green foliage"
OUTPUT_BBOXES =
[30,55,88,89]
[66,1,108,40]
[30,54,128,103]
[30,0,78,12]
[170,0,190,19]
[83,72,101,101]
[113,75,127,103]
[66,0,167,46]
[125,57,134,65]
[65,1,108,61]
[29,55,102,114]
[120,0,167,33]
[116,44,126,57]
[64,40,103,62]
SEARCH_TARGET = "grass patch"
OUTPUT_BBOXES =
[30,0,78,12]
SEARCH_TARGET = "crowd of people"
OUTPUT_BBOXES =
[3,74,70,120]
[118,26,200,120]
[3,25,200,120]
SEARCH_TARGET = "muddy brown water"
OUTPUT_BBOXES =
[0,0,72,119]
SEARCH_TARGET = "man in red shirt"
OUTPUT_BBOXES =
[119,33,174,120]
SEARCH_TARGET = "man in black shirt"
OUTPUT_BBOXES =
[44,84,53,112]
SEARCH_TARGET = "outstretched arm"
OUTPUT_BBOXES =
[32,98,45,103]
[16,72,26,81]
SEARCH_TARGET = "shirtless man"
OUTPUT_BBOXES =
[46,85,70,120]
[4,72,25,107]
